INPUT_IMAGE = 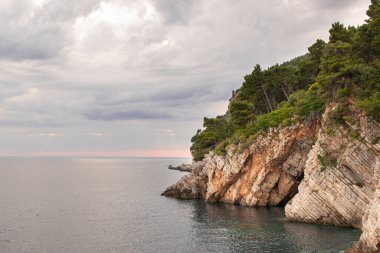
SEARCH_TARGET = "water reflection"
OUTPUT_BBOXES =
[190,201,358,253]
[0,158,359,253]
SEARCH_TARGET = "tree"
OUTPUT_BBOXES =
[329,22,351,43]
[308,39,326,61]
[230,101,254,127]
[367,0,380,57]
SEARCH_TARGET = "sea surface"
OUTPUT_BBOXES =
[0,158,359,253]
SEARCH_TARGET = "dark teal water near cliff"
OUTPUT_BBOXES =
[0,158,359,253]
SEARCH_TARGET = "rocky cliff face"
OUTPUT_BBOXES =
[285,105,379,226]
[162,118,319,206]
[162,161,208,199]
[354,169,380,252]
[162,103,380,252]
[284,104,380,252]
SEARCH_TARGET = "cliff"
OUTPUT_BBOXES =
[162,104,380,252]
[285,104,380,252]
[162,118,320,204]
[163,3,380,250]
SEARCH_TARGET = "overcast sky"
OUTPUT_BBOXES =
[0,0,371,157]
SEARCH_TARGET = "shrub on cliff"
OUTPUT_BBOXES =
[357,92,380,120]
[190,1,380,161]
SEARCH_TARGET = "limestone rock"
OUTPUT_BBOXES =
[285,104,380,228]
[283,104,380,252]
[352,158,380,252]
[161,161,207,199]
[162,102,380,252]
[162,119,319,206]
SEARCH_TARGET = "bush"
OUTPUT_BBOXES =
[317,154,338,171]
[214,139,230,156]
[327,103,348,125]
[357,92,380,120]
[189,2,380,162]
[290,89,326,118]
[337,87,350,98]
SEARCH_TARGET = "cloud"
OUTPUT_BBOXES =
[152,0,199,24]
[27,133,61,137]
[308,0,358,10]
[0,0,371,156]
[0,0,103,60]
[85,109,174,121]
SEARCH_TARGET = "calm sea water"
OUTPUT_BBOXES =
[0,158,359,253]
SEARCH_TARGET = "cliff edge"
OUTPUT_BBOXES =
[285,104,380,252]
[162,118,319,206]
[162,104,380,252]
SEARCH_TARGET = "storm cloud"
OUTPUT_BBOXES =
[0,0,371,156]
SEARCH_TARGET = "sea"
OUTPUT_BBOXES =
[0,157,359,253]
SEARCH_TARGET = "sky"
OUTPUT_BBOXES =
[0,0,371,157]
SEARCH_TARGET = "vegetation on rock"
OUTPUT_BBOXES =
[191,0,380,161]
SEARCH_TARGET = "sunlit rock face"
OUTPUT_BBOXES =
[355,174,380,253]
[162,103,380,252]
[162,118,319,206]
[284,105,380,252]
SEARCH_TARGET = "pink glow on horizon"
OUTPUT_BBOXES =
[7,149,191,158]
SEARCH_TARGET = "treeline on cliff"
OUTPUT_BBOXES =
[191,0,380,161]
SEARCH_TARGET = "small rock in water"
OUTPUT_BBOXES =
[168,163,192,172]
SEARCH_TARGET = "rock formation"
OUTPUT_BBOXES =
[355,170,380,252]
[284,104,380,252]
[168,163,192,172]
[162,104,380,252]
[162,118,319,206]
[162,161,207,199]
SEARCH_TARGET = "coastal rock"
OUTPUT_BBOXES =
[355,173,380,252]
[285,105,380,227]
[162,118,319,206]
[168,163,192,172]
[162,161,207,199]
[162,103,380,252]
[284,105,380,252]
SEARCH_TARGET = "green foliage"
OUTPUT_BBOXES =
[357,92,380,119]
[214,139,230,156]
[230,101,254,127]
[337,87,350,98]
[249,102,294,135]
[318,1,380,99]
[329,22,353,43]
[349,130,362,141]
[342,115,355,125]
[318,41,356,97]
[190,2,380,161]
[366,0,380,58]
[238,88,325,145]
[190,116,233,161]
[325,127,335,136]
[327,103,348,125]
[318,154,338,171]
[289,88,326,117]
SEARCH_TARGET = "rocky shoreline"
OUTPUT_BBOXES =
[168,163,192,172]
[162,104,380,252]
